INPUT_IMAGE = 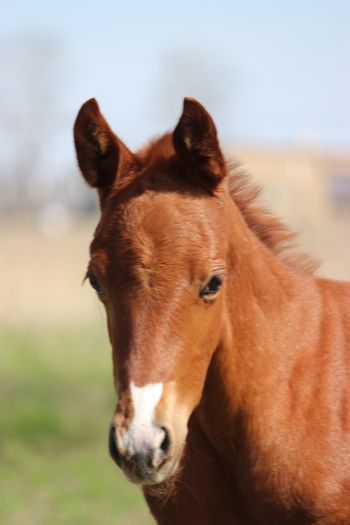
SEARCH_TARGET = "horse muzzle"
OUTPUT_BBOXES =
[109,381,190,484]
[108,422,176,485]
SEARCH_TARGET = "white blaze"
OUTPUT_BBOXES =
[119,382,164,454]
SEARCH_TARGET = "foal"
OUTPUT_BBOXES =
[74,97,350,524]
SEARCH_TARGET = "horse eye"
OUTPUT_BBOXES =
[200,276,222,298]
[88,275,103,296]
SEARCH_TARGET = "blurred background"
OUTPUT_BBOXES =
[1,1,349,524]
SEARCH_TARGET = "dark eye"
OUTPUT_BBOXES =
[88,274,104,296]
[200,276,222,298]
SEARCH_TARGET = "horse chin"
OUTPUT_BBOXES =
[122,452,182,487]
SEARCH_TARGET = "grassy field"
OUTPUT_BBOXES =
[0,324,153,525]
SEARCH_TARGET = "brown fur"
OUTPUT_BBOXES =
[74,98,350,524]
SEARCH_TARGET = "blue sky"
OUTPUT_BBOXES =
[1,0,350,175]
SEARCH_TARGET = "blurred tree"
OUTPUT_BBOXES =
[0,35,63,213]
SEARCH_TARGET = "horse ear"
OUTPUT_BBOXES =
[74,98,121,189]
[173,98,226,188]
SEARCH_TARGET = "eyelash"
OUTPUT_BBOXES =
[88,274,104,296]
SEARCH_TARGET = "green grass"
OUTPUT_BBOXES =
[0,325,153,525]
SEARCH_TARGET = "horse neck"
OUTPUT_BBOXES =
[199,210,314,443]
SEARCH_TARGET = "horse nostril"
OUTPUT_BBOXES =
[149,426,171,471]
[160,426,171,454]
[108,425,121,467]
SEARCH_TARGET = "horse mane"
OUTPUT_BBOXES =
[227,161,318,274]
[138,134,318,275]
